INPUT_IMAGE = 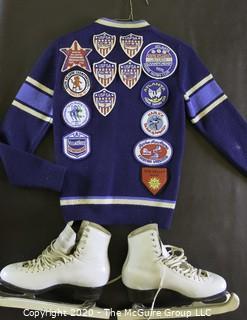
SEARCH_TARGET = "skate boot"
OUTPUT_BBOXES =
[0,221,111,319]
[120,224,239,319]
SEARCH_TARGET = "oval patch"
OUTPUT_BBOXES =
[141,80,169,108]
[140,42,178,79]
[134,139,172,166]
[63,70,90,97]
[63,101,90,128]
[141,109,169,137]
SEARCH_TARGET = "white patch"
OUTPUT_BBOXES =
[63,101,90,128]
[63,70,90,97]
[134,139,173,166]
[141,109,169,137]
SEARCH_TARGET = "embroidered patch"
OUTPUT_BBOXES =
[60,40,92,72]
[93,59,117,87]
[120,34,143,58]
[63,101,90,128]
[142,167,168,195]
[141,109,169,137]
[63,131,90,160]
[93,89,116,117]
[140,42,178,79]
[141,80,169,108]
[119,60,142,89]
[134,139,173,166]
[93,32,116,57]
[63,70,90,97]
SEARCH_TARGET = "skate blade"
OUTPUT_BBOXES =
[0,295,110,319]
[117,292,240,319]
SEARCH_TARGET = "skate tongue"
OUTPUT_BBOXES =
[53,221,76,254]
[161,243,170,259]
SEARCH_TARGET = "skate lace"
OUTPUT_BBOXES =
[22,241,74,272]
[161,245,208,280]
[147,244,208,319]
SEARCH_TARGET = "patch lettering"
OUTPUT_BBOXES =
[140,42,178,79]
[119,60,142,89]
[142,167,168,195]
[120,34,143,58]
[63,101,90,128]
[141,109,169,137]
[93,59,117,87]
[134,139,173,166]
[60,40,92,72]
[93,89,116,117]
[63,70,90,97]
[93,32,116,57]
[63,131,90,160]
[141,80,169,108]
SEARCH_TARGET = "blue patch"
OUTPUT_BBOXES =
[120,34,143,58]
[119,60,142,89]
[93,89,116,117]
[93,59,117,88]
[63,131,90,160]
[140,42,178,79]
[93,32,116,57]
[63,101,90,128]
[141,80,169,108]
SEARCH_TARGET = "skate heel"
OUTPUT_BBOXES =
[128,288,157,304]
[53,285,104,303]
[70,286,104,302]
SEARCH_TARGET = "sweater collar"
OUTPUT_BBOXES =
[95,17,150,28]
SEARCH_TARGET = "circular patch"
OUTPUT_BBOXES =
[63,101,90,128]
[64,70,90,97]
[134,139,173,166]
[140,42,178,79]
[141,109,169,137]
[141,80,169,108]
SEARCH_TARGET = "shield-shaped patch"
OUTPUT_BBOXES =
[93,59,117,88]
[63,131,90,160]
[141,167,168,195]
[93,89,116,117]
[93,32,116,57]
[120,34,143,58]
[119,60,142,89]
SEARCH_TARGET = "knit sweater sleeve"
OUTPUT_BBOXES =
[180,44,247,174]
[0,41,66,191]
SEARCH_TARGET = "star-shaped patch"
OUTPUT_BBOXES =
[60,40,92,72]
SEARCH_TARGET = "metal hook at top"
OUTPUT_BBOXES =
[128,0,134,21]
[115,0,150,22]
[128,0,149,20]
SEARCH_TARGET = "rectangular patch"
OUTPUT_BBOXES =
[187,80,224,118]
[16,83,53,116]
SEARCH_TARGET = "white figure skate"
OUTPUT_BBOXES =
[0,221,111,319]
[119,224,239,319]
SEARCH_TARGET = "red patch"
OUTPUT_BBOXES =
[141,167,168,195]
[60,41,92,72]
